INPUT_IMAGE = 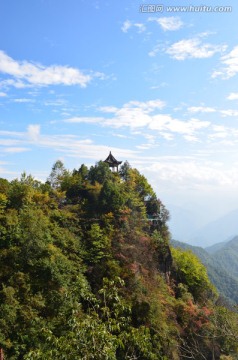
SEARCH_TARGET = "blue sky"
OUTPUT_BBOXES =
[1,0,238,224]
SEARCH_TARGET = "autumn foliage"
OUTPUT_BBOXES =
[0,161,237,359]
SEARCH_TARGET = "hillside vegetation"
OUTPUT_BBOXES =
[172,238,238,305]
[0,160,238,359]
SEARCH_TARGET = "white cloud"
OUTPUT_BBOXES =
[134,23,146,33]
[149,16,183,31]
[159,132,174,141]
[0,126,139,162]
[121,20,132,33]
[63,100,211,141]
[136,144,152,150]
[143,160,238,191]
[227,92,238,100]
[149,115,210,139]
[166,37,226,60]
[111,133,132,139]
[13,98,35,103]
[100,99,165,114]
[3,147,30,153]
[103,100,166,128]
[0,139,22,146]
[44,99,67,107]
[148,44,161,57]
[0,92,6,97]
[183,134,199,142]
[0,130,23,137]
[64,116,104,124]
[212,125,226,132]
[27,124,40,141]
[121,20,146,33]
[0,79,28,89]
[188,106,216,113]
[209,124,238,142]
[220,109,238,117]
[0,50,101,88]
[209,132,227,139]
[212,46,238,79]
[209,125,228,139]
[98,106,119,113]
[97,100,165,128]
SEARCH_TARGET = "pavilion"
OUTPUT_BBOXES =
[104,151,122,172]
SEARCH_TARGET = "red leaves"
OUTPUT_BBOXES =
[178,299,213,333]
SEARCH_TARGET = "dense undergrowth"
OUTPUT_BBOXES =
[0,160,238,359]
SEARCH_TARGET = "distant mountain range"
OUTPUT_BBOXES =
[169,206,238,247]
[168,205,203,242]
[171,236,238,305]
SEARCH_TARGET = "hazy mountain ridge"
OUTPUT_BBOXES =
[212,236,238,280]
[167,204,204,242]
[171,237,238,304]
[205,240,230,254]
[169,206,238,247]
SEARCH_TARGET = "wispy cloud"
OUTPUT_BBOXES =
[188,106,216,113]
[227,92,238,100]
[209,125,228,139]
[64,116,104,124]
[2,121,238,188]
[149,115,210,140]
[166,36,226,60]
[64,99,211,142]
[209,124,238,142]
[212,46,238,79]
[0,126,139,162]
[143,160,238,190]
[0,50,103,88]
[98,99,165,128]
[121,20,146,33]
[3,147,30,153]
[121,20,132,33]
[13,98,35,103]
[220,109,238,117]
[27,124,41,141]
[149,16,183,31]
[148,44,162,57]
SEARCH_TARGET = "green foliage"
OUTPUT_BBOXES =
[119,160,131,181]
[0,162,236,359]
[99,180,125,214]
[86,223,111,264]
[47,160,69,189]
[25,278,162,360]
[171,239,238,304]
[88,161,112,185]
[171,247,216,301]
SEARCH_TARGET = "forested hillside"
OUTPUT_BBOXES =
[172,239,238,305]
[0,160,238,359]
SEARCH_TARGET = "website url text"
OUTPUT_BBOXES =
[140,4,232,13]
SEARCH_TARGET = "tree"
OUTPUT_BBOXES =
[172,247,216,301]
[0,161,237,360]
[119,160,131,181]
[99,180,125,214]
[88,161,112,185]
[47,160,68,189]
[73,164,89,180]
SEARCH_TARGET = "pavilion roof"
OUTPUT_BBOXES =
[104,151,122,166]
